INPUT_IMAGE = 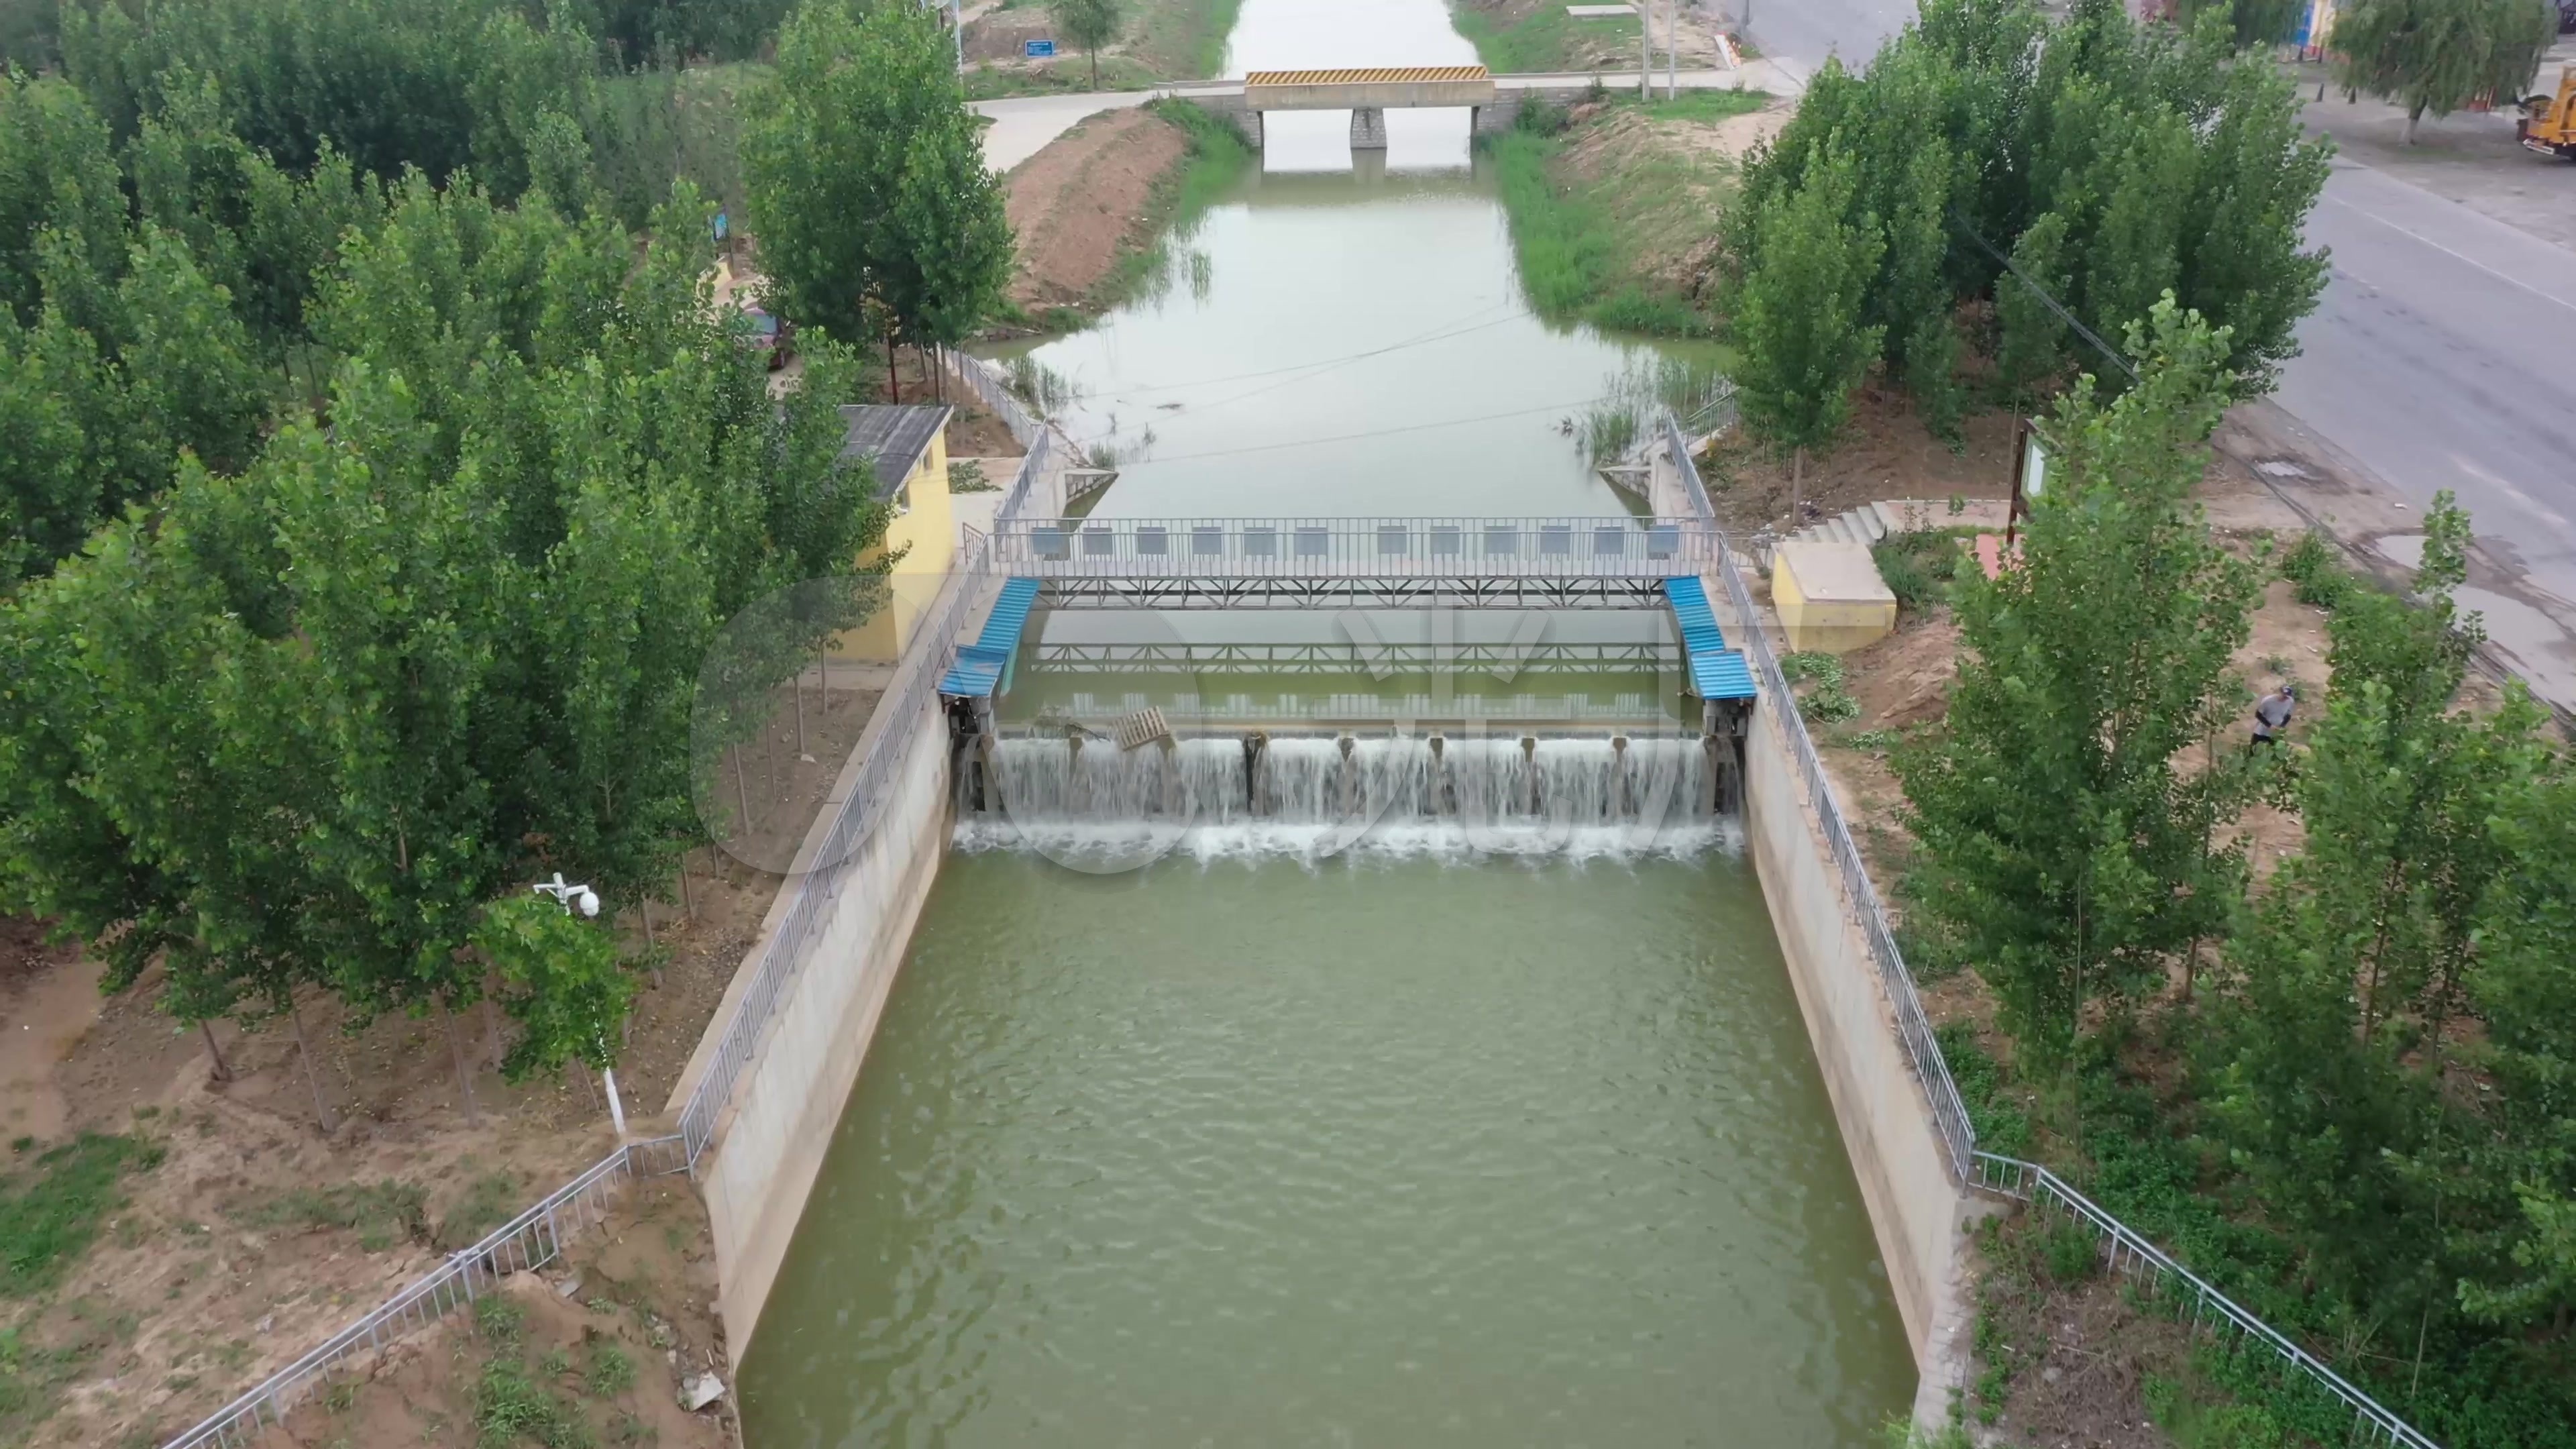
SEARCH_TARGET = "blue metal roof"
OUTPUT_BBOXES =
[1689,648,1756,700]
[1664,576,1756,701]
[938,578,1043,698]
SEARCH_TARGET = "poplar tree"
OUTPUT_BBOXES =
[1994,208,2074,407]
[1731,142,1883,519]
[1049,0,1124,91]
[745,0,1012,396]
[2465,775,2576,1342]
[1897,297,2257,1063]
[0,182,889,1119]
[2213,495,2555,1316]
[2332,0,2559,143]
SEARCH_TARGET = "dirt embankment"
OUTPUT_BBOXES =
[1003,105,1194,315]
[262,1181,731,1449]
[0,676,882,1447]
[1558,95,1784,299]
[1766,409,2475,1446]
[1701,382,2018,535]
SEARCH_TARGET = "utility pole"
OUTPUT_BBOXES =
[1667,0,1678,98]
[1640,1,1651,98]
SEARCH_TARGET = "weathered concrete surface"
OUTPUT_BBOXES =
[666,568,1000,1370]
[696,700,951,1371]
[1244,76,1497,111]
[1348,105,1387,148]
[1735,643,1976,1426]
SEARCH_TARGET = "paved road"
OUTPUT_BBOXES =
[977,91,1167,171]
[1735,0,1912,76]
[2271,162,2576,705]
[1740,11,2576,712]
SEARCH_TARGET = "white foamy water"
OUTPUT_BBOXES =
[955,735,1737,865]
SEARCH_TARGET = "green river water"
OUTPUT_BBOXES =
[733,0,1917,1440]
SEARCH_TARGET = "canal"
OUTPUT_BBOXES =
[733,0,1917,1440]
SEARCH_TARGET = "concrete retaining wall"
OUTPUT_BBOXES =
[1741,699,1976,1424]
[688,694,953,1369]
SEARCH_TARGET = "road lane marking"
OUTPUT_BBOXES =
[2320,192,2576,319]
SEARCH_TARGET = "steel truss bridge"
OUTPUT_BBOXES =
[980,516,1720,609]
[1026,641,1675,674]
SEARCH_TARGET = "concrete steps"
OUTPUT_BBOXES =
[1786,498,1987,548]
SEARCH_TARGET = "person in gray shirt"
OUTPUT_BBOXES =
[2248,682,2296,754]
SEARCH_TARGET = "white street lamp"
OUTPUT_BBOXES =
[532,873,625,1138]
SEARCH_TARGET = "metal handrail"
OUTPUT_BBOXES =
[674,545,1007,1162]
[1667,411,1979,1179]
[1662,410,2443,1447]
[160,1134,685,1449]
[1972,1155,2441,1449]
[988,516,1722,578]
[937,345,1042,447]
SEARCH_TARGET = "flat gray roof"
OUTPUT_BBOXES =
[836,404,954,497]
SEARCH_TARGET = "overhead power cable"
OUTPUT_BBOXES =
[1089,301,1531,402]
[1086,394,1621,466]
[1949,210,2141,385]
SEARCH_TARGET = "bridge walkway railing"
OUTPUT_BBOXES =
[988,515,1722,578]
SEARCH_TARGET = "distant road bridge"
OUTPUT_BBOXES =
[972,66,1797,169]
[1242,66,1494,149]
[1179,64,1768,150]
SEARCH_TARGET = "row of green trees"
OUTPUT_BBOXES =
[1,176,889,1119]
[2330,0,2560,144]
[40,0,747,229]
[0,0,1026,1116]
[1,65,378,584]
[741,0,1012,399]
[1899,300,2575,1442]
[1728,0,2331,492]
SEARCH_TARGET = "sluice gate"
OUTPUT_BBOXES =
[957,733,1736,850]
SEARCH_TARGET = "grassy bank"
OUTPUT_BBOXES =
[964,0,1242,97]
[1089,98,1255,310]
[1483,90,1770,336]
[996,97,1254,336]
[965,56,1165,100]
[1452,0,1642,74]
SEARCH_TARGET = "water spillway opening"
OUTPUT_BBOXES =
[959,733,1733,863]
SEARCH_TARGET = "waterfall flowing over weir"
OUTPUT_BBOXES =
[959,735,1733,863]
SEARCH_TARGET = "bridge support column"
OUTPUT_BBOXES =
[1470,99,1520,138]
[1348,105,1387,150]
[1233,108,1264,152]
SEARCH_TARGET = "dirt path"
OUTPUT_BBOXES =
[0,678,887,1447]
[1004,105,1193,312]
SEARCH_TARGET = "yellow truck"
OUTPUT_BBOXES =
[2520,64,2576,159]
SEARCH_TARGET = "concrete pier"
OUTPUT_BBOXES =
[1348,105,1387,150]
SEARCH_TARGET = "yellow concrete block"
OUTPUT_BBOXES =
[1772,539,1896,654]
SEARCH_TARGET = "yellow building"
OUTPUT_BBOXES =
[836,403,956,660]
[1770,539,1896,654]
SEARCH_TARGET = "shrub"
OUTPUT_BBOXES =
[2279,531,2351,608]
[1781,650,1860,722]
[1872,529,1958,611]
[1515,97,1569,136]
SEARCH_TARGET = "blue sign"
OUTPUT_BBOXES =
[1024,38,1056,56]
[712,211,729,241]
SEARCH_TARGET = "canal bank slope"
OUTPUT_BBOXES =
[1484,89,1785,334]
[1734,623,1981,1427]
[1001,100,1255,330]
